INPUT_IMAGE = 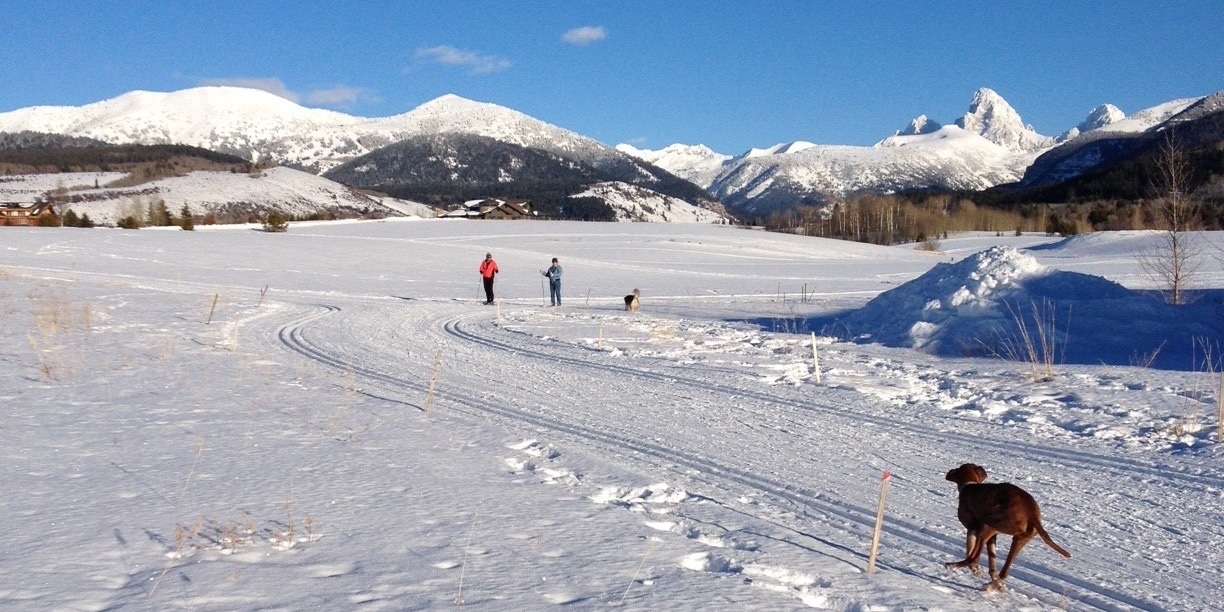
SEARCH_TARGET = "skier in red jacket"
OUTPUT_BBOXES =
[479,252,499,304]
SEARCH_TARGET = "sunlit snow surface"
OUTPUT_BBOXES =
[2,220,1222,611]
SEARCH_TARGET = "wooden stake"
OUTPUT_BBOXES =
[866,471,891,574]
[256,285,269,307]
[424,349,443,413]
[206,293,219,325]
[811,332,822,383]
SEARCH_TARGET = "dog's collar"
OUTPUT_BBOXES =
[957,482,981,492]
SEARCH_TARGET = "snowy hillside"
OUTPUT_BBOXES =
[0,167,433,225]
[570,181,731,223]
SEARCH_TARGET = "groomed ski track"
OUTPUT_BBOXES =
[271,296,1221,611]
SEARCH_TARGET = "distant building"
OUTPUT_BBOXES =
[1,201,58,226]
[441,198,536,220]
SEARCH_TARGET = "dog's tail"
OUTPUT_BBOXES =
[1036,522,1071,558]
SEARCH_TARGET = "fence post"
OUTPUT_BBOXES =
[811,332,822,383]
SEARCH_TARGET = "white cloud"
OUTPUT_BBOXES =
[562,26,607,46]
[414,45,511,75]
[198,77,300,103]
[195,78,376,110]
[305,86,377,108]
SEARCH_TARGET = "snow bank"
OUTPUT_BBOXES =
[838,246,1222,370]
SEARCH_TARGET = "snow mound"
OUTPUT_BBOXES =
[837,246,1220,369]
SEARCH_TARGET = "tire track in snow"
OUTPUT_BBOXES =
[275,304,1162,612]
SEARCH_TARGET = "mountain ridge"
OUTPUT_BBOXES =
[0,86,1214,219]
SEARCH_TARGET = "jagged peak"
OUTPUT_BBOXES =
[955,87,1052,153]
[898,114,942,136]
[1078,104,1126,133]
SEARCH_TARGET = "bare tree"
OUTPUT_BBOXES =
[1138,133,1202,305]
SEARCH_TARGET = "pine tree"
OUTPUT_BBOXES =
[179,204,195,231]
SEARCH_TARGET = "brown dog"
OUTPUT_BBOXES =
[945,463,1070,591]
[624,288,640,312]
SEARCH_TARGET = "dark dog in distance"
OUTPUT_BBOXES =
[945,463,1070,591]
[624,288,640,312]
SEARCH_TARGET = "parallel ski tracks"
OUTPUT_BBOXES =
[444,314,1224,493]
[276,304,1178,611]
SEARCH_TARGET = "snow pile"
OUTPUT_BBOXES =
[838,245,1220,369]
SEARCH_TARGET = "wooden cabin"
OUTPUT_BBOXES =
[1,201,58,226]
[441,198,535,220]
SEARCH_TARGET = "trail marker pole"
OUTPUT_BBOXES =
[811,332,822,383]
[257,285,269,307]
[206,294,219,325]
[866,471,891,574]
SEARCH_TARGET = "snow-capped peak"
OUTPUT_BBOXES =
[615,143,732,188]
[955,87,1052,153]
[740,141,817,158]
[897,114,943,136]
[1078,103,1126,132]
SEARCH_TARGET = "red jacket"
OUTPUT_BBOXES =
[479,258,499,279]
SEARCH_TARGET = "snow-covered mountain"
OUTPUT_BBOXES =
[0,86,729,221]
[2,86,1213,219]
[614,143,731,188]
[1018,96,1206,188]
[0,87,661,180]
[622,88,1209,215]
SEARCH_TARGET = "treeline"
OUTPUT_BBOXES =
[0,143,252,174]
[764,188,1224,246]
[764,193,1042,245]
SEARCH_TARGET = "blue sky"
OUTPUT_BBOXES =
[2,1,1221,154]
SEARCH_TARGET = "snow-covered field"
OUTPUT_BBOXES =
[1,220,1221,611]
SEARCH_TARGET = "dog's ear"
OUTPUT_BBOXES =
[945,467,960,482]
[970,464,987,482]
